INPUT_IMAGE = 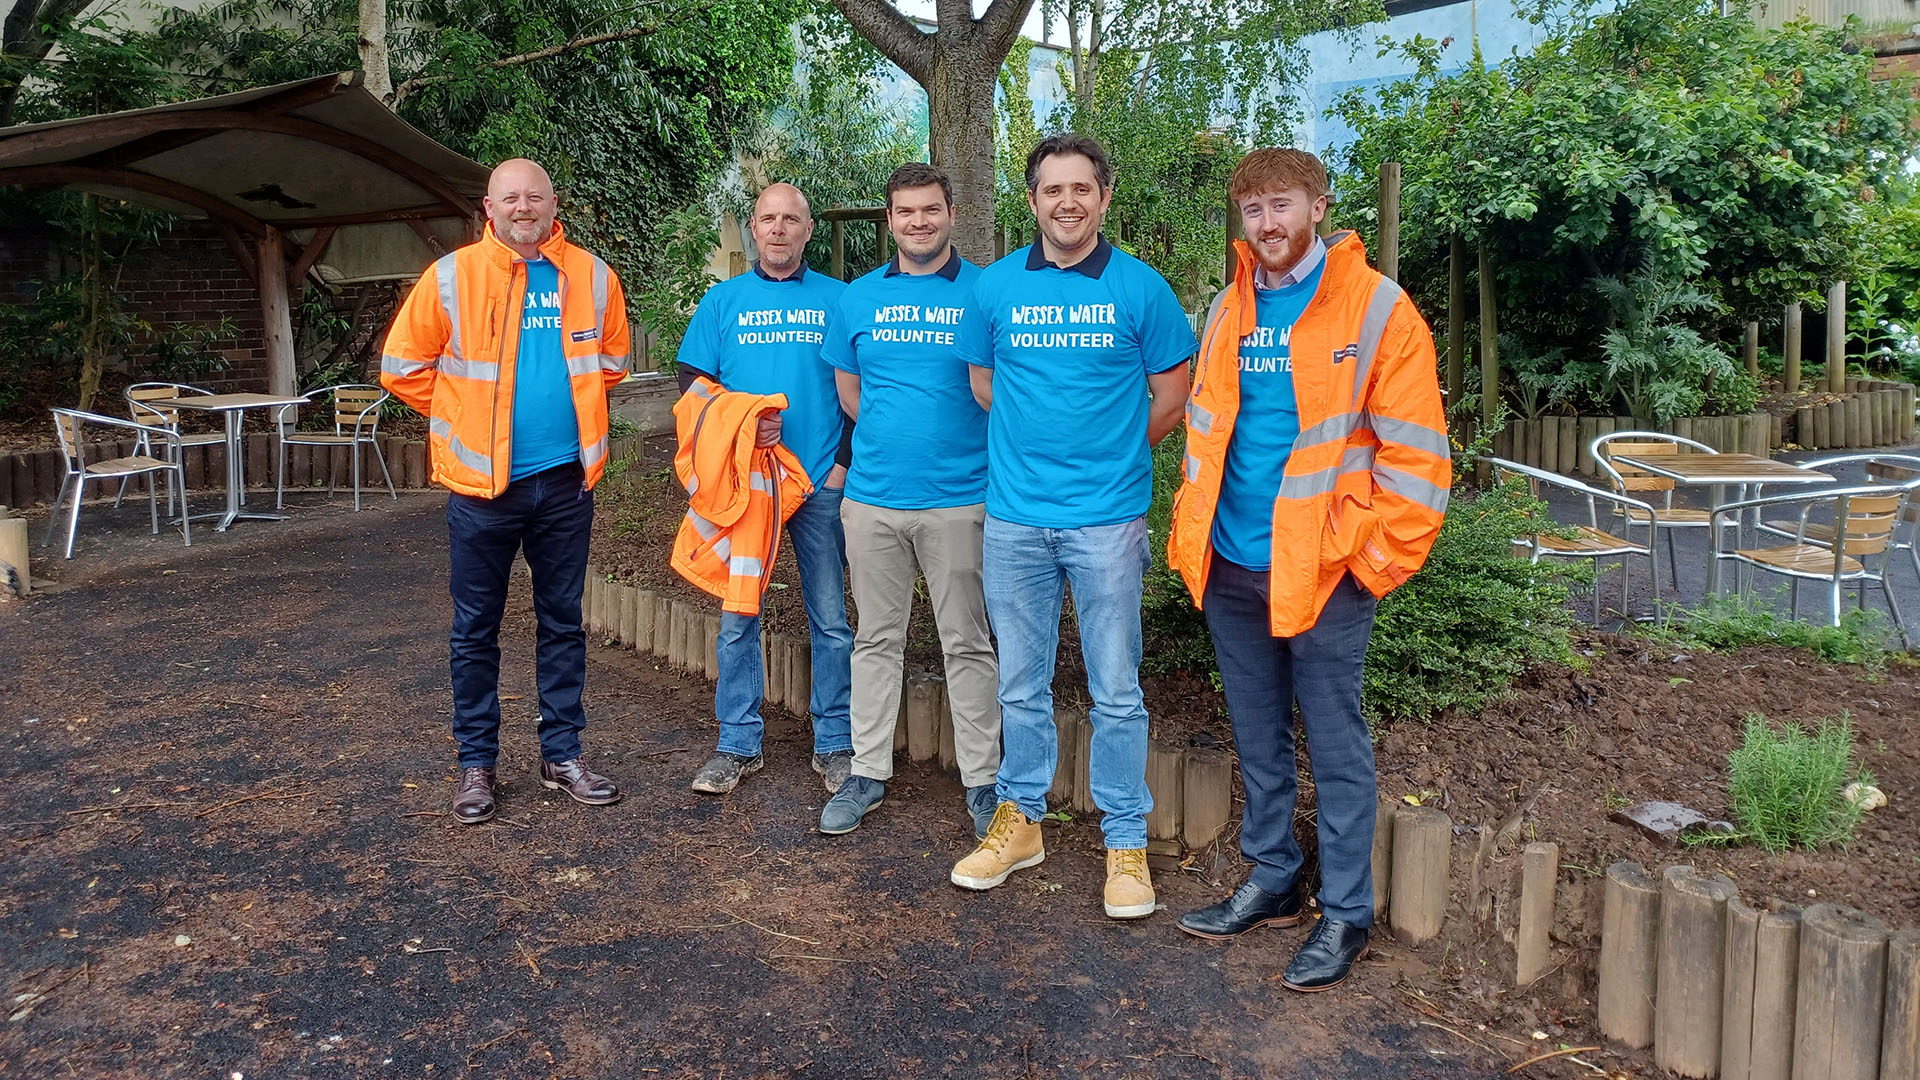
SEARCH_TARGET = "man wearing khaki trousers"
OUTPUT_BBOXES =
[817,163,1000,837]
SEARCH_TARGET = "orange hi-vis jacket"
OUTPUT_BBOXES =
[381,221,630,498]
[670,377,814,615]
[1168,232,1451,637]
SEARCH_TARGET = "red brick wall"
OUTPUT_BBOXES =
[114,228,268,393]
[0,224,269,393]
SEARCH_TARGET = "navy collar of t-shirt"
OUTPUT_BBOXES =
[1024,234,1113,279]
[752,260,808,283]
[882,246,962,281]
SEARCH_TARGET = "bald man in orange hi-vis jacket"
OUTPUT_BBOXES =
[382,158,630,826]
[1166,148,1449,993]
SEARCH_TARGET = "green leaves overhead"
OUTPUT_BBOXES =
[1334,0,1919,361]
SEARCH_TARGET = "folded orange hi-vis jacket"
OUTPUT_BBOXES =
[669,376,813,615]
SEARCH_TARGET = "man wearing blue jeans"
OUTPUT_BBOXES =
[950,135,1196,919]
[675,182,855,796]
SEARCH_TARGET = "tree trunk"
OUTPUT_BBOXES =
[76,195,104,412]
[358,0,392,103]
[929,51,1001,263]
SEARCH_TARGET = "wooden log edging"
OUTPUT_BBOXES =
[1587,860,1919,1080]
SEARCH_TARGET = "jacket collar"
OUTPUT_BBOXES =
[1025,234,1113,278]
[884,246,962,281]
[480,219,572,267]
[1223,230,1366,338]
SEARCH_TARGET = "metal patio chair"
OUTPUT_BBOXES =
[46,407,191,559]
[1755,454,1920,589]
[1591,430,1732,588]
[1708,480,1920,648]
[1489,456,1662,623]
[273,383,397,511]
[121,381,223,517]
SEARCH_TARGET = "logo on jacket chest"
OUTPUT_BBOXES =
[1332,343,1359,365]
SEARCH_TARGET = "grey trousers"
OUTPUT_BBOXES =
[841,498,1001,786]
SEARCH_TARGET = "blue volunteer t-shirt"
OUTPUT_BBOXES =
[955,238,1198,528]
[679,264,847,486]
[1211,262,1325,569]
[822,251,987,509]
[509,257,581,481]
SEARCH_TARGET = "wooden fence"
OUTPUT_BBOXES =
[1494,380,1917,478]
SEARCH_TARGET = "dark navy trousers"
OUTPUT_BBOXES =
[446,462,594,769]
[1203,559,1380,926]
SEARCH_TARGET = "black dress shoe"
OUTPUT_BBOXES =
[540,758,622,806]
[1280,917,1369,992]
[452,766,496,824]
[1178,881,1303,940]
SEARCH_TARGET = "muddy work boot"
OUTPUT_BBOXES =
[811,750,853,795]
[1103,848,1156,919]
[818,775,885,835]
[950,801,1044,890]
[452,766,496,825]
[690,752,764,795]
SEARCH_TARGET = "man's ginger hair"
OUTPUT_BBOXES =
[1228,148,1330,202]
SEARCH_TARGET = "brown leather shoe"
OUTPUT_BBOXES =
[452,766,496,824]
[540,758,621,806]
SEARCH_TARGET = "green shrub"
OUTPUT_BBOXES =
[1723,712,1870,852]
[1361,479,1581,722]
[1140,432,1582,723]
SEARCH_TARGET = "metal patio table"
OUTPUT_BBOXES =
[157,392,310,531]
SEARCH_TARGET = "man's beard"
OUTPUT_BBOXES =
[506,220,545,244]
[1253,231,1312,276]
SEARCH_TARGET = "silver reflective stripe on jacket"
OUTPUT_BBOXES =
[429,416,493,476]
[435,253,462,360]
[438,356,499,382]
[381,354,427,377]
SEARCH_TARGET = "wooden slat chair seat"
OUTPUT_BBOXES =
[84,454,173,477]
[1734,544,1865,577]
[46,407,191,559]
[1591,430,1728,588]
[275,383,397,511]
[1533,524,1643,555]
[1709,484,1917,648]
[1490,456,1662,624]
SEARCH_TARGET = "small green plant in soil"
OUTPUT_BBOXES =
[1701,712,1873,853]
[1649,593,1889,670]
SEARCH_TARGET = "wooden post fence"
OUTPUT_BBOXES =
[1377,162,1401,281]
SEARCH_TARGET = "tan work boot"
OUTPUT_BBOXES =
[950,801,1044,890]
[1104,848,1156,919]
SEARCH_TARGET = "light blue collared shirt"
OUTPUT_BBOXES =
[1252,235,1327,291]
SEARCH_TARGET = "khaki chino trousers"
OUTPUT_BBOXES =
[840,498,1001,787]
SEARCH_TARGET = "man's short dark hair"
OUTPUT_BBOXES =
[1024,134,1113,193]
[885,163,953,210]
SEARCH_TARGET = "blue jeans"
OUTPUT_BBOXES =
[714,485,853,757]
[1204,560,1379,926]
[985,514,1152,849]
[446,462,594,769]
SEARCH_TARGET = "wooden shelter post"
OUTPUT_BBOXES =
[257,227,296,400]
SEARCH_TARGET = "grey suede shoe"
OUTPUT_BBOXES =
[965,784,998,840]
[811,750,853,794]
[691,752,763,795]
[819,775,885,835]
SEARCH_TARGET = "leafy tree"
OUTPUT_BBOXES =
[1005,0,1378,303]
[826,0,1038,261]
[1333,0,1920,412]
[721,15,922,276]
